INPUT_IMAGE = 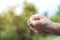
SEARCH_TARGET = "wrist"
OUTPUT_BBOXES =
[44,20,57,34]
[53,23,60,35]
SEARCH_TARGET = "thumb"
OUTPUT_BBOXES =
[30,19,46,28]
[35,19,46,25]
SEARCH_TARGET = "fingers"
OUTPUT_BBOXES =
[29,19,46,27]
[27,14,40,26]
[27,19,38,34]
[27,14,46,28]
[33,14,40,20]
[29,26,38,34]
[29,14,40,21]
[27,14,47,34]
[35,19,46,25]
[30,13,46,21]
[27,19,36,28]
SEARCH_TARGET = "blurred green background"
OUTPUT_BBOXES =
[0,1,60,40]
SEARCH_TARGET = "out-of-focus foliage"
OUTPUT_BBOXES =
[20,2,37,21]
[50,11,60,23]
[50,5,60,23]
[0,1,60,40]
[0,2,37,40]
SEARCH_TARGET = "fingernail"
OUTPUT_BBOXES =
[32,21,36,26]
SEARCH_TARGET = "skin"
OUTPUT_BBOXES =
[27,14,60,35]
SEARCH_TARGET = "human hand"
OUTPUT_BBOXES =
[27,14,54,35]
